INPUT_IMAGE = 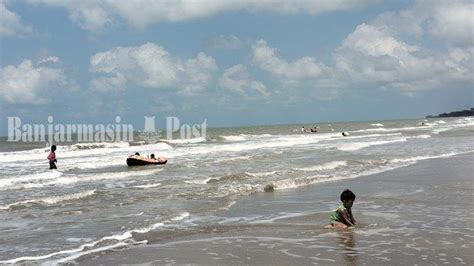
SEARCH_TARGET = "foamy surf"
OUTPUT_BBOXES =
[221,135,247,141]
[293,161,347,172]
[390,151,468,163]
[1,168,163,191]
[0,190,97,210]
[163,137,206,144]
[336,138,407,151]
[185,177,213,185]
[65,141,130,151]
[0,170,63,190]
[133,183,161,189]
[0,211,191,264]
[245,171,278,177]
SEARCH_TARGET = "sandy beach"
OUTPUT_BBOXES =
[76,153,473,265]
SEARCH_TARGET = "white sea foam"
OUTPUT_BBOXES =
[412,134,431,139]
[293,161,347,172]
[171,211,190,221]
[163,137,206,144]
[133,183,161,189]
[245,171,277,177]
[337,138,407,151]
[371,123,384,127]
[221,135,246,141]
[272,150,472,192]
[1,168,163,191]
[0,211,190,264]
[272,162,409,192]
[0,190,96,210]
[0,170,63,190]
[185,177,213,185]
[213,155,253,163]
[65,142,130,151]
[390,152,461,163]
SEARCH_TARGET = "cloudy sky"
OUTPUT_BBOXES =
[1,0,473,133]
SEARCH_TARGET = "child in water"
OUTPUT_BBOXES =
[47,145,57,169]
[327,189,356,229]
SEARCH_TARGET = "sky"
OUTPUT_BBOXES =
[0,0,473,134]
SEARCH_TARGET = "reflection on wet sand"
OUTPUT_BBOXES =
[338,230,358,265]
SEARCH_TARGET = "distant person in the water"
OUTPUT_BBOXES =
[311,127,318,133]
[326,189,356,229]
[47,145,57,169]
[342,132,349,136]
[301,126,305,133]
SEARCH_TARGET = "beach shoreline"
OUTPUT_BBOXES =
[78,153,474,265]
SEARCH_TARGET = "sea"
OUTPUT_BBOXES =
[0,117,473,264]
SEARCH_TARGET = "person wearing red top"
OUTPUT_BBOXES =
[47,145,57,169]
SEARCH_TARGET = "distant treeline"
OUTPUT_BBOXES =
[426,108,474,118]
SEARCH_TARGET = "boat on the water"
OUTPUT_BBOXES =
[126,155,167,166]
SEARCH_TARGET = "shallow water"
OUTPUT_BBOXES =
[0,117,473,263]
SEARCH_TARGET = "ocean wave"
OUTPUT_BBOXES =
[244,171,278,177]
[270,162,405,192]
[163,137,206,144]
[293,161,347,172]
[0,168,163,191]
[0,211,190,264]
[132,183,161,189]
[0,190,96,210]
[425,120,447,126]
[389,152,463,163]
[371,123,384,127]
[271,151,472,192]
[184,173,253,185]
[336,138,407,151]
[214,155,253,162]
[0,170,63,190]
[184,178,213,185]
[220,135,247,142]
[411,134,431,139]
[65,142,130,151]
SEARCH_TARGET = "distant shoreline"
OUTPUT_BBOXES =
[426,108,474,118]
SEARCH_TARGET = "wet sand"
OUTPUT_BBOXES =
[80,153,473,265]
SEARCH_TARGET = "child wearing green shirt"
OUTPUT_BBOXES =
[327,189,356,229]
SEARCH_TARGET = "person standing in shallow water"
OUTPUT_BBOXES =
[326,189,356,229]
[47,145,57,169]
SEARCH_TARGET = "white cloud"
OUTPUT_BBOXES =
[334,23,444,91]
[252,39,322,83]
[0,59,69,104]
[90,43,178,90]
[38,56,60,65]
[251,39,337,100]
[444,47,474,80]
[205,35,244,50]
[30,0,376,32]
[340,23,418,57]
[33,0,113,33]
[219,64,268,97]
[0,1,32,37]
[90,42,218,94]
[429,2,474,46]
[179,52,218,95]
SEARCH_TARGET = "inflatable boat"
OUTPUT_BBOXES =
[126,156,167,166]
